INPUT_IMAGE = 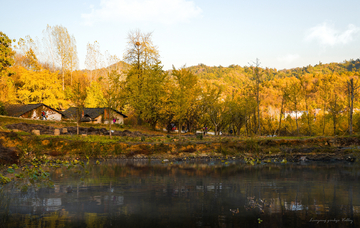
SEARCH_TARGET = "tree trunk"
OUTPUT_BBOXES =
[348,82,351,134]
[108,108,112,139]
[333,95,337,136]
[349,79,354,135]
[323,103,326,135]
[305,102,311,136]
[257,86,260,135]
[245,116,248,136]
[278,96,284,136]
[62,70,65,91]
[109,119,112,139]
[151,121,157,131]
[253,109,257,134]
[295,101,299,136]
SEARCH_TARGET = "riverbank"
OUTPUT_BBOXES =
[0,128,359,165]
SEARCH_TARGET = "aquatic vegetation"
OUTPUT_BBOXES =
[0,156,89,192]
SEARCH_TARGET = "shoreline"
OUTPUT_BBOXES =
[0,130,359,165]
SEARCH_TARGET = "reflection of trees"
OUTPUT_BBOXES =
[1,162,360,227]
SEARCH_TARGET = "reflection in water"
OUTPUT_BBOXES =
[1,160,360,227]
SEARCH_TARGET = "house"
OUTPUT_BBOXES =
[62,107,127,124]
[284,111,308,119]
[4,103,63,121]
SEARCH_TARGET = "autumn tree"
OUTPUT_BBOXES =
[85,41,104,83]
[317,74,334,135]
[51,25,78,90]
[347,76,360,135]
[16,67,65,108]
[273,79,289,136]
[287,77,302,135]
[300,74,315,135]
[227,90,247,135]
[85,81,105,108]
[139,62,168,130]
[0,32,16,103]
[101,70,123,138]
[328,89,345,135]
[249,58,262,135]
[68,35,79,85]
[68,72,88,135]
[42,25,56,71]
[124,30,159,70]
[171,66,199,138]
[123,30,160,125]
[201,82,228,135]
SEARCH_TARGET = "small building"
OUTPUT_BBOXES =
[284,111,308,119]
[4,103,63,121]
[62,107,127,124]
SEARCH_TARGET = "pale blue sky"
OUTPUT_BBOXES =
[1,0,360,70]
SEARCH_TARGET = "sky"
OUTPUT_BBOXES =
[1,0,360,71]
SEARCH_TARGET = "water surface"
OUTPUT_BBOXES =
[1,160,360,227]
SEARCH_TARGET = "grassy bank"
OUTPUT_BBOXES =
[1,130,360,165]
[0,116,360,165]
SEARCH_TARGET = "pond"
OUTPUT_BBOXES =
[1,160,360,227]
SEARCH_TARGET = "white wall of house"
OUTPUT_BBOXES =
[111,110,125,124]
[46,110,62,121]
[89,109,125,124]
[92,115,102,124]
[23,106,62,121]
[103,110,125,124]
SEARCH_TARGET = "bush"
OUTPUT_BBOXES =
[0,102,7,115]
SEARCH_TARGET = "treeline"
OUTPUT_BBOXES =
[1,26,360,137]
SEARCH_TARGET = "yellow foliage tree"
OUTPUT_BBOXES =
[16,66,66,108]
[85,81,105,108]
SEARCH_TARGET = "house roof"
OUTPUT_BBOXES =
[61,107,79,119]
[62,107,127,120]
[4,103,62,117]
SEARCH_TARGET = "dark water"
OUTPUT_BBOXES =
[1,160,360,228]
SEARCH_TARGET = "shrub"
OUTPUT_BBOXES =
[0,102,7,115]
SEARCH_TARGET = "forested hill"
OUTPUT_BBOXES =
[186,59,360,84]
[99,59,360,85]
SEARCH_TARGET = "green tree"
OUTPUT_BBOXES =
[68,73,88,135]
[139,62,168,130]
[123,30,159,125]
[102,70,123,138]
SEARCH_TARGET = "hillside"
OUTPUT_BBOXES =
[186,59,360,86]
